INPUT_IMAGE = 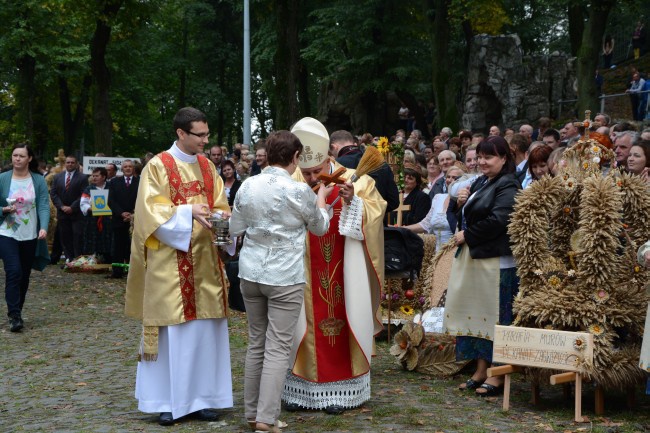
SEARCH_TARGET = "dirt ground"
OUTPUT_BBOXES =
[0,267,648,432]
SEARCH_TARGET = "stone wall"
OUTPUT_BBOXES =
[461,34,576,132]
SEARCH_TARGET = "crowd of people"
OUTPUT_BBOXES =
[2,105,649,429]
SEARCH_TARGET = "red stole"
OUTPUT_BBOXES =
[159,152,214,321]
[306,186,354,382]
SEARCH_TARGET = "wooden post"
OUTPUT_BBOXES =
[575,373,584,422]
[626,387,635,409]
[531,383,540,405]
[487,365,523,412]
[394,193,411,226]
[594,385,605,415]
[387,282,392,342]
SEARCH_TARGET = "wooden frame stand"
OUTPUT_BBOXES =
[489,326,594,423]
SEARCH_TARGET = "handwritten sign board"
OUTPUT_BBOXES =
[492,325,593,373]
[82,157,141,175]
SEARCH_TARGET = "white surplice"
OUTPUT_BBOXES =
[133,143,233,419]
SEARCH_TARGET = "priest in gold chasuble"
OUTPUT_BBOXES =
[282,118,386,414]
[125,107,233,425]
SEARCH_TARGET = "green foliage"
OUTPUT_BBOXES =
[301,1,431,94]
[450,0,511,35]
[1,0,649,155]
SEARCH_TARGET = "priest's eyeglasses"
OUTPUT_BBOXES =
[185,130,211,139]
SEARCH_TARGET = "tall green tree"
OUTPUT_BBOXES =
[574,0,616,115]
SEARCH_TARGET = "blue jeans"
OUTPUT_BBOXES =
[0,235,37,318]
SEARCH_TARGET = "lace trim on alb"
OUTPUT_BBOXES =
[282,371,371,409]
[338,196,364,240]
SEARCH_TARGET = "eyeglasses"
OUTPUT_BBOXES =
[185,130,210,139]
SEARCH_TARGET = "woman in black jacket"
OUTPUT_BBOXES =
[443,136,521,396]
[396,167,431,226]
[221,160,241,207]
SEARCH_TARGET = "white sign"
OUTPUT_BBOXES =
[492,325,594,372]
[82,157,141,175]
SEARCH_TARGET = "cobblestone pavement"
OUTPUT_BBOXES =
[0,267,648,433]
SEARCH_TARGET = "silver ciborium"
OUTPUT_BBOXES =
[207,212,232,246]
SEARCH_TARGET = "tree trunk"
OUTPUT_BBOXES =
[16,54,36,146]
[90,0,123,156]
[427,0,458,132]
[575,0,615,116]
[298,62,310,118]
[216,62,226,145]
[179,9,188,108]
[567,1,585,57]
[273,0,301,129]
[59,72,92,154]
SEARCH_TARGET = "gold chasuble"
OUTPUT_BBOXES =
[125,151,230,359]
[284,160,385,409]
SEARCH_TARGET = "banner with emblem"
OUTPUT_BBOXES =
[90,189,112,216]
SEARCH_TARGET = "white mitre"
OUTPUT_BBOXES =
[291,117,330,169]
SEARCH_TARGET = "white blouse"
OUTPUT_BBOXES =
[230,166,330,286]
[418,193,453,252]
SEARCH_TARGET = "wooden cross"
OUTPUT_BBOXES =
[394,193,411,226]
[312,166,347,192]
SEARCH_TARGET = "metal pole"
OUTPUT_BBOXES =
[600,94,605,114]
[243,0,251,146]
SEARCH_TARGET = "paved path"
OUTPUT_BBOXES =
[1,267,648,432]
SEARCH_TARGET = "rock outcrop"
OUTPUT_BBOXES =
[461,34,577,131]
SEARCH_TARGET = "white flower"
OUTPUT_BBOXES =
[534,269,543,276]
[592,156,600,164]
[567,270,576,277]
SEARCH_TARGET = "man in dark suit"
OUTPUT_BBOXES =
[50,156,89,262]
[330,130,399,214]
[108,159,138,278]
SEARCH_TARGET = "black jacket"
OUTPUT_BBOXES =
[108,176,139,228]
[428,176,446,199]
[50,170,89,219]
[336,147,399,212]
[399,189,431,226]
[225,179,241,207]
[456,173,520,259]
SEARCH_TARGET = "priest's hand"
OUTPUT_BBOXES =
[192,204,212,229]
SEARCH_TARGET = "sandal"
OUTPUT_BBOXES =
[458,378,484,390]
[248,419,287,431]
[475,382,504,397]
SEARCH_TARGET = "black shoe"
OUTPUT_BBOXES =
[284,403,302,412]
[190,409,219,422]
[158,412,174,426]
[9,317,23,332]
[324,405,345,415]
